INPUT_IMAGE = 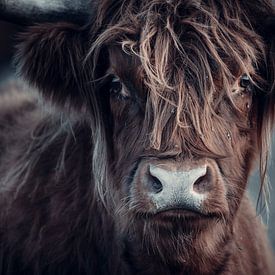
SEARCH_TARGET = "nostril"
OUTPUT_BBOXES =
[149,175,163,193]
[193,176,208,193]
[193,168,211,193]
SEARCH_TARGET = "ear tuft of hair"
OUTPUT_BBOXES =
[15,23,89,109]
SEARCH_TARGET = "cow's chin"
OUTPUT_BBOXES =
[121,208,227,266]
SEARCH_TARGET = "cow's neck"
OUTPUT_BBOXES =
[122,221,233,274]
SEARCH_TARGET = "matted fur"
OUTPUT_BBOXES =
[87,0,274,199]
[0,0,275,274]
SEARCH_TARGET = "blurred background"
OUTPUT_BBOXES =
[0,22,17,84]
[0,18,274,251]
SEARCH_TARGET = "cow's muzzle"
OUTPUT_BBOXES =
[131,159,220,216]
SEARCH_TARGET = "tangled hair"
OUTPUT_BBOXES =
[0,1,275,274]
[85,0,275,205]
[9,0,275,209]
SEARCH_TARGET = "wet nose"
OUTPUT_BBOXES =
[146,164,211,213]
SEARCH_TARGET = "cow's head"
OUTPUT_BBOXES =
[1,0,275,262]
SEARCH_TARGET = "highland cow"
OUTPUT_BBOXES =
[0,0,275,274]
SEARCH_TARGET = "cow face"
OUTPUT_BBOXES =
[7,0,274,260]
[84,5,274,263]
[92,3,274,237]
[106,47,257,233]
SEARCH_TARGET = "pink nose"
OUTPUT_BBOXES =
[143,163,212,213]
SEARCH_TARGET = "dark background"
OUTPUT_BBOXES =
[0,22,16,83]
[0,18,274,251]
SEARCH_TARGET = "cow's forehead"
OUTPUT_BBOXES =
[107,48,255,156]
[106,25,258,111]
[93,0,265,151]
[100,2,263,91]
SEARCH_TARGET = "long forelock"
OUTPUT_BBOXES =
[90,0,265,154]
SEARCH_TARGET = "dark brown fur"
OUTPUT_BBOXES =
[0,0,275,274]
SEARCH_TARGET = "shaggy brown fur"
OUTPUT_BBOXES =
[0,0,275,274]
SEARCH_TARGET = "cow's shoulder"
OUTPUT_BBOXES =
[0,79,39,131]
[229,196,275,275]
[0,79,39,164]
[0,79,94,194]
[0,81,102,274]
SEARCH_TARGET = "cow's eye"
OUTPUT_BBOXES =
[109,76,130,100]
[240,74,251,89]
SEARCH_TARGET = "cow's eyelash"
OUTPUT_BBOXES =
[109,76,130,100]
[232,74,254,95]
[240,75,252,89]
[239,75,255,94]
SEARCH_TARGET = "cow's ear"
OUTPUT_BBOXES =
[16,23,95,109]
